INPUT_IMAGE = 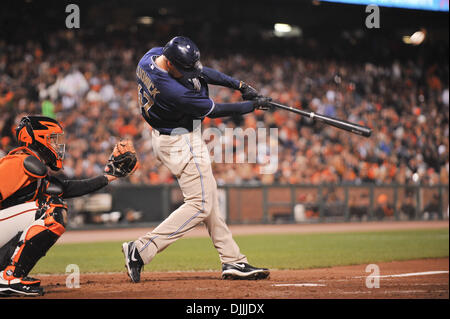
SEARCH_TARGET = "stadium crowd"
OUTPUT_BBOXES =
[1,30,449,187]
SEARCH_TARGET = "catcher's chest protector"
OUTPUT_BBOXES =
[0,149,47,209]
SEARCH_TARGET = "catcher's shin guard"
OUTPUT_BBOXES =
[0,232,22,271]
[3,197,67,279]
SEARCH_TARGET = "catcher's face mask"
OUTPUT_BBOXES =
[47,132,66,164]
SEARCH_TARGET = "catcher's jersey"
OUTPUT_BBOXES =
[136,47,215,134]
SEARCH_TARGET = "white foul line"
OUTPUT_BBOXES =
[272,283,326,287]
[354,270,449,279]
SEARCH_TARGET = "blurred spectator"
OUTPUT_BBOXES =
[422,193,442,220]
[349,192,370,221]
[400,187,417,220]
[375,193,394,220]
[0,30,448,188]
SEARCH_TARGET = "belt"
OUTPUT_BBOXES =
[143,111,193,136]
[153,129,191,136]
[157,130,171,136]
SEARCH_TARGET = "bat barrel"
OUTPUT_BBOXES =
[313,113,372,137]
[269,101,372,138]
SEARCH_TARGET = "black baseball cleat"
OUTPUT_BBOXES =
[222,263,270,280]
[0,280,44,297]
[21,276,41,287]
[0,271,44,296]
[122,241,144,283]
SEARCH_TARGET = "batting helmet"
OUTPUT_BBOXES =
[162,36,203,78]
[16,116,65,171]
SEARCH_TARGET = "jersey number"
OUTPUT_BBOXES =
[138,84,154,112]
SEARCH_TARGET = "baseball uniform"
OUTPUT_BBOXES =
[133,47,251,265]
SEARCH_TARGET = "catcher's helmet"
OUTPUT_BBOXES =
[162,36,203,78]
[16,115,65,171]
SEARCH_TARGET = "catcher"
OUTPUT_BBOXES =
[0,115,138,296]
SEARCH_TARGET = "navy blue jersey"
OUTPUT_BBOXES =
[136,47,215,134]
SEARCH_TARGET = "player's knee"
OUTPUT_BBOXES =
[44,200,67,235]
[37,196,68,236]
[186,196,213,216]
[44,206,67,236]
[187,198,204,213]
[203,198,214,215]
[201,194,215,216]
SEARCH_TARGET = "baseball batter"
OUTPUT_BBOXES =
[122,36,271,282]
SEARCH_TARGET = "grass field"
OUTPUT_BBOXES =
[31,228,449,275]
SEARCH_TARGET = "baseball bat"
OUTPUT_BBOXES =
[269,101,372,138]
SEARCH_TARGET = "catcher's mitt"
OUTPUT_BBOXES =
[105,138,139,178]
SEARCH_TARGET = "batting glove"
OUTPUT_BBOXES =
[252,96,273,111]
[239,81,259,101]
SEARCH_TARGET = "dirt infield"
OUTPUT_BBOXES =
[4,221,449,299]
[15,257,450,299]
